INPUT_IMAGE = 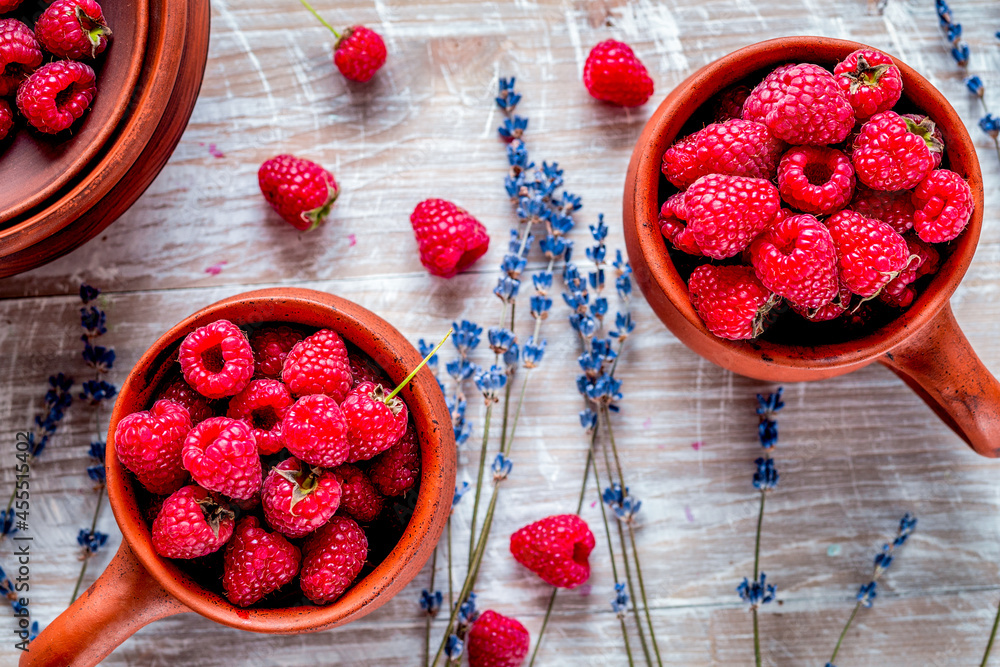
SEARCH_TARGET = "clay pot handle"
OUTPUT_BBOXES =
[20,540,190,667]
[880,303,1000,458]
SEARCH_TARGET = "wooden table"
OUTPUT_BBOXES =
[3,0,1000,664]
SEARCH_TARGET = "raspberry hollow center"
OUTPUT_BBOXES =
[251,406,279,431]
[202,344,226,373]
[803,162,833,185]
[573,541,590,565]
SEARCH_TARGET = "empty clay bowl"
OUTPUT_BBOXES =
[623,36,997,456]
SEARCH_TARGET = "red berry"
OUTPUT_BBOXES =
[333,463,384,523]
[0,98,13,141]
[367,424,421,497]
[509,514,595,589]
[114,399,191,495]
[852,111,942,191]
[348,351,389,388]
[282,394,350,467]
[223,516,301,607]
[582,39,653,107]
[688,264,777,341]
[261,457,342,538]
[333,26,386,83]
[226,378,293,455]
[410,198,490,279]
[300,516,368,604]
[0,1,25,14]
[661,119,785,190]
[901,114,944,170]
[0,19,42,97]
[742,62,854,146]
[825,210,910,298]
[340,380,408,463]
[849,185,916,235]
[181,417,262,501]
[16,60,96,134]
[880,236,939,308]
[833,48,903,121]
[250,326,304,379]
[178,319,254,399]
[658,193,702,256]
[467,609,531,667]
[711,85,751,123]
[281,328,353,402]
[776,146,855,215]
[749,214,839,310]
[682,174,781,260]
[258,154,339,231]
[34,0,111,60]
[151,485,234,560]
[157,379,215,424]
[792,282,853,322]
[911,169,974,243]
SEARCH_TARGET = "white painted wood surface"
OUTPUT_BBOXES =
[2,0,1000,664]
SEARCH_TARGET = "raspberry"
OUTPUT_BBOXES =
[157,379,215,424]
[348,351,389,388]
[300,516,368,604]
[911,169,974,243]
[282,394,350,467]
[0,1,24,14]
[792,282,853,322]
[178,319,254,399]
[682,174,781,260]
[467,609,531,667]
[181,417,262,501]
[367,424,420,497]
[223,516,301,607]
[410,199,490,279]
[852,111,942,191]
[258,155,338,231]
[226,378,293,455]
[776,146,855,215]
[901,115,944,170]
[341,381,408,463]
[658,193,702,256]
[281,329,353,402]
[250,326,304,379]
[333,464,384,523]
[880,236,939,308]
[261,457,342,538]
[711,85,751,123]
[849,185,916,235]
[688,265,777,341]
[582,39,653,107]
[114,400,191,495]
[0,19,43,97]
[16,60,96,134]
[749,214,839,310]
[333,26,386,82]
[509,514,595,589]
[742,62,854,145]
[833,48,903,121]
[0,99,12,142]
[661,119,785,190]
[34,0,111,60]
[151,486,234,560]
[825,210,909,298]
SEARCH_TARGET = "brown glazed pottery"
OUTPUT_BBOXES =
[623,37,997,456]
[21,288,456,667]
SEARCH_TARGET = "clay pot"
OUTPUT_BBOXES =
[623,37,996,456]
[22,288,456,666]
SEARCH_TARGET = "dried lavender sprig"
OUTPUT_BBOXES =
[964,76,1000,164]
[980,594,1000,667]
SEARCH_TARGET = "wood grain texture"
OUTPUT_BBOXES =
[2,0,1000,664]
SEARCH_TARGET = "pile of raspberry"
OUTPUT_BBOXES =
[658,48,975,341]
[0,0,111,142]
[114,319,422,608]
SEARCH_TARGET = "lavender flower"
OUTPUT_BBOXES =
[420,589,443,617]
[77,529,108,556]
[491,453,512,481]
[737,573,776,609]
[611,582,629,618]
[452,481,471,508]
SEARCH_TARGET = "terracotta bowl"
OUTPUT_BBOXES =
[623,36,998,456]
[22,288,456,667]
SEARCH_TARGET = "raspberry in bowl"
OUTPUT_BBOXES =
[26,288,455,665]
[623,37,999,457]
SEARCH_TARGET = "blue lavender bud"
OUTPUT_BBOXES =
[50,373,74,392]
[588,268,605,291]
[965,75,984,97]
[590,214,609,241]
[28,621,39,642]
[560,192,582,212]
[935,0,951,24]
[539,234,566,260]
[579,408,598,432]
[614,494,642,522]
[873,544,894,572]
[951,43,970,67]
[549,212,575,236]
[500,253,527,279]
[530,295,553,319]
[578,350,603,377]
[946,22,962,43]
[576,375,590,397]
[611,582,629,617]
[616,272,633,301]
[445,635,464,660]
[602,483,626,506]
[417,339,440,372]
[82,344,116,372]
[517,194,548,222]
[492,453,513,481]
[497,77,520,110]
[980,114,1000,139]
[503,342,520,371]
[753,457,779,490]
[586,244,607,265]
[505,173,525,199]
[80,306,107,338]
[446,359,477,382]
[498,115,528,140]
[79,380,117,405]
[857,581,877,608]
[458,593,478,626]
[532,270,553,293]
[493,276,521,303]
[569,313,597,338]
[758,419,778,449]
[420,589,443,616]
[453,481,471,507]
[896,513,917,544]
[756,388,785,417]
[488,327,516,354]
[522,337,546,368]
[79,284,101,304]
[610,311,635,339]
[0,510,16,536]
[11,598,28,615]
[77,529,108,554]
[562,290,588,312]
[737,572,776,608]
[585,373,623,405]
[590,297,608,320]
[452,320,483,354]
[507,141,532,170]
[87,465,106,484]
[591,337,617,363]
[475,365,507,401]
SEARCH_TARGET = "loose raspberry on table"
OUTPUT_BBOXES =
[776,146,855,215]
[0,19,43,97]
[226,378,293,455]
[742,62,855,145]
[833,48,903,121]
[467,609,531,667]
[880,236,940,308]
[157,379,215,424]
[711,84,751,123]
[749,213,839,310]
[34,0,111,60]
[178,319,254,399]
[0,99,11,142]
[152,485,234,560]
[658,193,702,256]
[16,60,96,134]
[825,210,910,298]
[688,264,777,341]
[849,185,916,235]
[333,463,384,523]
[261,457,342,539]
[258,155,339,231]
[410,198,490,279]
[367,424,421,497]
[682,174,781,260]
[509,514,595,589]
[250,326,304,379]
[661,119,785,190]
[281,328,353,402]
[851,111,942,191]
[223,516,301,607]
[300,516,368,604]
[911,168,974,243]
[334,25,386,82]
[583,39,653,107]
[115,399,192,495]
[282,394,351,467]
[341,381,408,463]
[181,417,262,501]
